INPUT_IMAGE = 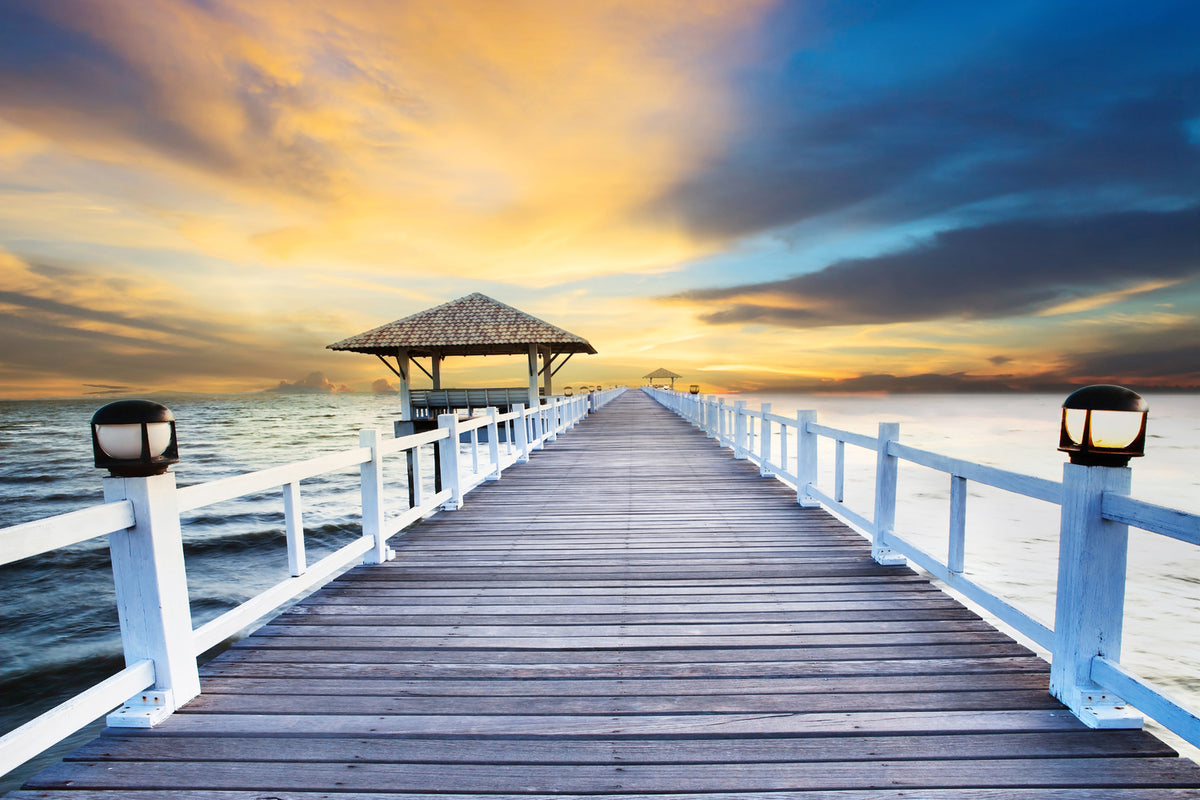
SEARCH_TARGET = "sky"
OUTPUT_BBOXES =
[0,0,1198,398]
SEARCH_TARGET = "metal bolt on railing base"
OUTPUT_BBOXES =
[107,690,174,729]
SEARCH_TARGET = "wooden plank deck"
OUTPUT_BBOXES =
[12,391,1200,798]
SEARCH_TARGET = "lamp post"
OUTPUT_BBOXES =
[1050,385,1147,729]
[93,399,198,727]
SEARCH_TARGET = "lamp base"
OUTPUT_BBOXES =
[1066,452,1134,468]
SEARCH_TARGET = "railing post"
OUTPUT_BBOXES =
[485,407,501,481]
[395,420,422,510]
[779,419,788,478]
[535,405,546,449]
[468,411,481,475]
[102,473,200,726]
[528,405,540,450]
[733,400,748,459]
[360,429,392,564]
[546,401,559,442]
[834,439,846,502]
[872,422,906,565]
[1050,462,1141,728]
[796,410,819,507]
[717,398,727,445]
[437,413,463,510]
[948,475,967,574]
[283,480,306,577]
[759,403,773,476]
[513,403,530,463]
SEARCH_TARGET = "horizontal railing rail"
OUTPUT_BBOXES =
[645,386,1198,748]
[0,501,135,565]
[0,387,624,778]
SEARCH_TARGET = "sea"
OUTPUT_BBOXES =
[1,390,1198,789]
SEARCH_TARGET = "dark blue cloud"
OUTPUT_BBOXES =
[643,0,1200,239]
[0,2,147,111]
[674,205,1200,326]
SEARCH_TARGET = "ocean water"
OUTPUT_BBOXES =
[1,391,1197,788]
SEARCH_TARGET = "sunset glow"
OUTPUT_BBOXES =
[1,1,1198,398]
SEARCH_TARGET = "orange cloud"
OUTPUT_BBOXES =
[10,1,773,284]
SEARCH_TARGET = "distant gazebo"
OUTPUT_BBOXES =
[328,293,596,422]
[643,367,682,389]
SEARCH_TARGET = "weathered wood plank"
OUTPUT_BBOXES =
[68,730,1177,763]
[25,757,1200,793]
[203,653,1048,679]
[179,689,1065,715]
[12,788,1200,799]
[252,620,1000,638]
[227,631,1020,650]
[83,709,1093,737]
[196,673,1051,697]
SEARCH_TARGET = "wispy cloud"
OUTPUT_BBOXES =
[671,206,1200,328]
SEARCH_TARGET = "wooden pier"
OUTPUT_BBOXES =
[12,391,1200,798]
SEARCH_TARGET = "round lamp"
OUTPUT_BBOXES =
[1058,385,1148,467]
[92,400,179,477]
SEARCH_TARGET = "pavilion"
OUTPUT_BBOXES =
[643,367,682,390]
[327,293,597,423]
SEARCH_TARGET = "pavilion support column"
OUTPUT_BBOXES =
[540,345,553,398]
[431,353,442,391]
[396,348,411,421]
[527,344,540,409]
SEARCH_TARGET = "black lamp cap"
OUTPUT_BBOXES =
[91,399,179,476]
[1062,384,1148,412]
[91,399,175,425]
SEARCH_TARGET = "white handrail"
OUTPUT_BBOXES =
[645,386,1198,747]
[0,659,155,779]
[1102,492,1200,546]
[176,447,372,512]
[0,500,135,565]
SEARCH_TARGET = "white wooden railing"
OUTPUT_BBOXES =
[646,386,1199,748]
[0,388,625,777]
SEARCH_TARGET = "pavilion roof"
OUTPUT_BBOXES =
[327,292,597,358]
[644,368,682,379]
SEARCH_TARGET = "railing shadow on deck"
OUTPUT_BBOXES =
[646,386,1200,752]
[0,388,625,779]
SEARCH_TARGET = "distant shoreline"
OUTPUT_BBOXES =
[5,385,1200,403]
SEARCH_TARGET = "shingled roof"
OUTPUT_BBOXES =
[327,293,597,357]
[644,367,682,379]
